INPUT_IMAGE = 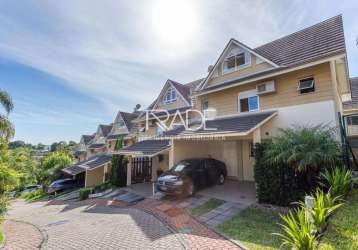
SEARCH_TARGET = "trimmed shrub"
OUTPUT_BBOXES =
[79,188,93,200]
[254,142,316,206]
[93,181,112,193]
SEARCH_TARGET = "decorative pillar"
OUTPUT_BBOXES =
[169,139,174,169]
[127,156,132,186]
[253,127,261,144]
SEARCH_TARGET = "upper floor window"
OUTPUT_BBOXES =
[298,77,315,94]
[202,100,209,111]
[223,50,250,74]
[238,90,259,112]
[164,87,177,104]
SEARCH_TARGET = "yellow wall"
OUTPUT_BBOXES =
[85,166,105,187]
[207,54,273,86]
[197,63,334,116]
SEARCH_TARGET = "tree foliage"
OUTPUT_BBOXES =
[37,151,72,185]
[264,125,340,172]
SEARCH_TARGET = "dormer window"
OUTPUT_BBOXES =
[164,87,177,104]
[223,49,250,74]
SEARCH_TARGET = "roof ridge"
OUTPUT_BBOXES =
[254,15,342,50]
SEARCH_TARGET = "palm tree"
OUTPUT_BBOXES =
[264,125,340,172]
[263,125,341,190]
[0,89,14,140]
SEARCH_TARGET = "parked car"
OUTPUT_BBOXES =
[47,179,78,194]
[21,184,42,194]
[156,158,227,196]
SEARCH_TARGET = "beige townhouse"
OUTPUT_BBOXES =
[63,110,139,187]
[117,15,351,190]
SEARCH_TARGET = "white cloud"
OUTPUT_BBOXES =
[0,0,357,118]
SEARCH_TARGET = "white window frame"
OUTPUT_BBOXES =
[222,49,251,74]
[238,89,260,113]
[297,77,315,94]
[164,87,177,104]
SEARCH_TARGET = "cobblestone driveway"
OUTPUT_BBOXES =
[6,200,185,250]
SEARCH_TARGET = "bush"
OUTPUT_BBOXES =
[320,167,352,198]
[22,189,47,202]
[254,126,341,206]
[0,195,9,216]
[274,207,317,250]
[93,182,112,193]
[79,188,93,200]
[254,142,316,206]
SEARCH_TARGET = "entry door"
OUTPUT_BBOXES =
[242,141,255,181]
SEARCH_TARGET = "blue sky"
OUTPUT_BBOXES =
[0,0,357,144]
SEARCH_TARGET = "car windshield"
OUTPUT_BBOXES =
[172,161,193,173]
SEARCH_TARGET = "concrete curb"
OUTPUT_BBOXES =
[2,219,47,250]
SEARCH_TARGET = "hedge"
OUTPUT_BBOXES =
[254,142,320,206]
[79,188,93,200]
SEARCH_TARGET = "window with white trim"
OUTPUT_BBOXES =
[238,90,259,112]
[164,87,177,104]
[298,77,315,94]
[202,100,209,111]
[223,49,250,74]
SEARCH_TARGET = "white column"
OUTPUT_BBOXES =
[152,156,159,181]
[253,127,261,144]
[127,156,132,186]
[169,139,174,169]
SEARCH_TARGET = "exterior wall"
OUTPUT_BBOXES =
[85,166,105,187]
[197,63,334,117]
[259,100,338,139]
[156,95,188,110]
[171,139,254,181]
[207,54,273,87]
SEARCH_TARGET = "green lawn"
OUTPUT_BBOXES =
[216,207,286,250]
[0,230,4,246]
[189,198,225,217]
[318,189,358,250]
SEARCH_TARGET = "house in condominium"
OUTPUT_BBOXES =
[117,15,351,190]
[62,111,139,187]
[73,134,94,162]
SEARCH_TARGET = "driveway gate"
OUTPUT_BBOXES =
[131,157,152,183]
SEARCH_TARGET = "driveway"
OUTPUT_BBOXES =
[5,200,185,250]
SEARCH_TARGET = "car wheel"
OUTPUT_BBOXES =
[218,173,225,185]
[186,182,195,196]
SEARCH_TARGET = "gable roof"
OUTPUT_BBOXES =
[198,15,346,92]
[116,111,139,132]
[254,15,345,67]
[82,134,94,145]
[343,77,358,110]
[99,124,113,137]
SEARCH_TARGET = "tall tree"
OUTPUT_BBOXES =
[0,89,14,140]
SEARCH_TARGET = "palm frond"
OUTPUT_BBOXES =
[0,90,14,114]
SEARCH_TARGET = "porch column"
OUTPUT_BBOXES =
[103,164,107,183]
[127,156,132,186]
[169,139,174,168]
[152,156,159,181]
[253,127,261,144]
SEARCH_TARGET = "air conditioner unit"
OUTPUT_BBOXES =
[256,80,276,95]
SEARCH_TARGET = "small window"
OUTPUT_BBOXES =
[347,116,358,125]
[202,100,209,111]
[239,95,259,112]
[298,77,315,94]
[223,52,249,73]
[164,87,177,104]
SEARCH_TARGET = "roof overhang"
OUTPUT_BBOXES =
[158,111,278,140]
[116,147,171,158]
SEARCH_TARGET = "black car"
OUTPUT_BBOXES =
[156,158,227,196]
[47,179,78,194]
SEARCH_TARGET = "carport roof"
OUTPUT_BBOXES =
[62,153,113,175]
[160,111,277,138]
[117,139,171,157]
